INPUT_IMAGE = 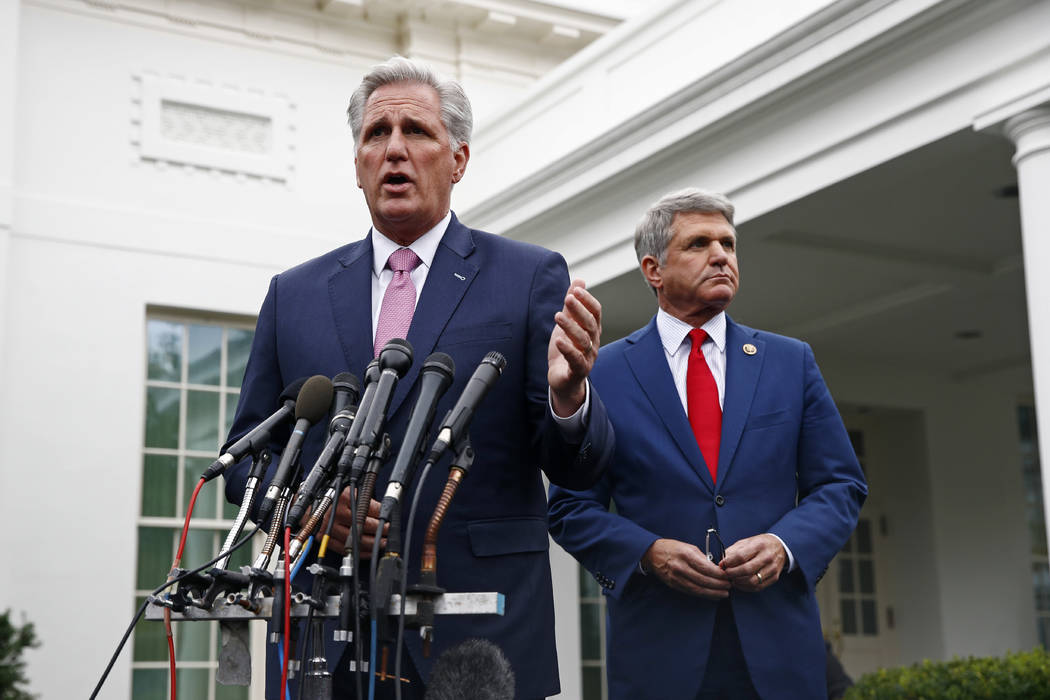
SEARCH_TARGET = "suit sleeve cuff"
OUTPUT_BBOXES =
[548,380,591,441]
[769,533,796,572]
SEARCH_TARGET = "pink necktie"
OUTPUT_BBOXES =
[687,328,721,483]
[374,248,421,357]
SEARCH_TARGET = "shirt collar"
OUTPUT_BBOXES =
[371,211,451,277]
[656,308,726,356]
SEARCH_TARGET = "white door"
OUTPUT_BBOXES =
[818,413,900,679]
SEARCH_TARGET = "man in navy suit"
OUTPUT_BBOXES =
[548,188,867,699]
[225,56,611,699]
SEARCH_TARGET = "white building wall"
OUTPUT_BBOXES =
[2,1,622,697]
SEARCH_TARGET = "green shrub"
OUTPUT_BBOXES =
[0,609,39,700]
[845,648,1050,699]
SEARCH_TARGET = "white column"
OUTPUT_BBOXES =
[1006,107,1050,553]
[0,0,19,371]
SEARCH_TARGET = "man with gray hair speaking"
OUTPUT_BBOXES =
[548,188,867,699]
[225,56,612,699]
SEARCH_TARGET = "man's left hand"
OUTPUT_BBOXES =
[548,279,601,417]
[720,533,787,592]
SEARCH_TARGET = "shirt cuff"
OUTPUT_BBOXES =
[548,380,591,441]
[769,533,796,572]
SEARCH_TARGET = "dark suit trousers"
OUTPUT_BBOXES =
[697,600,761,700]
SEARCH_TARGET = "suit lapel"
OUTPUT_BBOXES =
[328,237,375,378]
[624,318,715,494]
[717,318,765,486]
[393,215,478,416]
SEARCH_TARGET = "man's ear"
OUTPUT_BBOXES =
[640,255,662,290]
[354,155,362,189]
[451,143,470,183]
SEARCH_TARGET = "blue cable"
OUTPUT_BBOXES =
[291,537,313,581]
[368,619,378,700]
[278,536,312,700]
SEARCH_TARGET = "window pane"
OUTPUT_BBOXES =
[182,529,217,573]
[225,392,240,438]
[227,328,254,388]
[187,390,220,452]
[175,619,212,663]
[177,667,211,700]
[224,533,253,570]
[1038,617,1050,649]
[148,321,183,382]
[837,558,854,594]
[132,668,168,698]
[146,387,181,449]
[143,454,178,518]
[579,568,599,599]
[582,666,603,700]
[580,603,602,661]
[861,600,878,636]
[137,526,174,591]
[133,597,168,661]
[1034,561,1050,612]
[184,458,218,520]
[855,520,872,554]
[188,324,223,386]
[858,560,875,595]
[216,680,249,700]
[840,599,857,635]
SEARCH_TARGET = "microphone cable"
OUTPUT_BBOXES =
[164,475,208,700]
[394,457,436,700]
[89,525,261,699]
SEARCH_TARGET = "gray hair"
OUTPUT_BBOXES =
[347,56,473,153]
[634,187,736,264]
[634,188,736,293]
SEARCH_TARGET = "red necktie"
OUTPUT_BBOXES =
[687,328,721,483]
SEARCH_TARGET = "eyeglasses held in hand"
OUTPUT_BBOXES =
[705,527,726,563]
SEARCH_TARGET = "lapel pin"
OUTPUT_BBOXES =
[453,272,466,281]
[743,343,757,355]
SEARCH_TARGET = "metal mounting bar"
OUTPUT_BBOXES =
[145,592,504,621]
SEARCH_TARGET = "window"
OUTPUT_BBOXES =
[1019,405,1049,647]
[133,314,256,699]
[579,566,608,700]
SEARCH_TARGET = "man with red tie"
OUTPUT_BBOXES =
[548,188,867,699]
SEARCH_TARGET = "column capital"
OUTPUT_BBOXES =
[1004,106,1050,167]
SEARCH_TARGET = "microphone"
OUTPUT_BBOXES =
[424,638,515,700]
[286,373,361,527]
[426,352,507,464]
[348,339,414,477]
[256,375,333,527]
[201,377,308,482]
[379,353,454,520]
[329,372,361,433]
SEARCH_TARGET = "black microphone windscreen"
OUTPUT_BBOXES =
[332,371,361,396]
[295,375,334,423]
[483,351,507,372]
[279,377,309,404]
[423,352,455,378]
[424,638,515,700]
[379,337,414,376]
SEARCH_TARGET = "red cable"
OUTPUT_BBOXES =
[281,526,292,699]
[165,477,206,700]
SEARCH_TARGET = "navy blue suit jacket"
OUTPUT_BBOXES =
[548,315,866,699]
[225,214,612,698]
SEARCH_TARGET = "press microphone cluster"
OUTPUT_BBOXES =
[125,338,515,700]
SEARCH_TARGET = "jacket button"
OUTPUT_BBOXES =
[715,495,726,507]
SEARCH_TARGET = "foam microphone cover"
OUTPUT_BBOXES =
[295,375,334,423]
[424,638,515,700]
